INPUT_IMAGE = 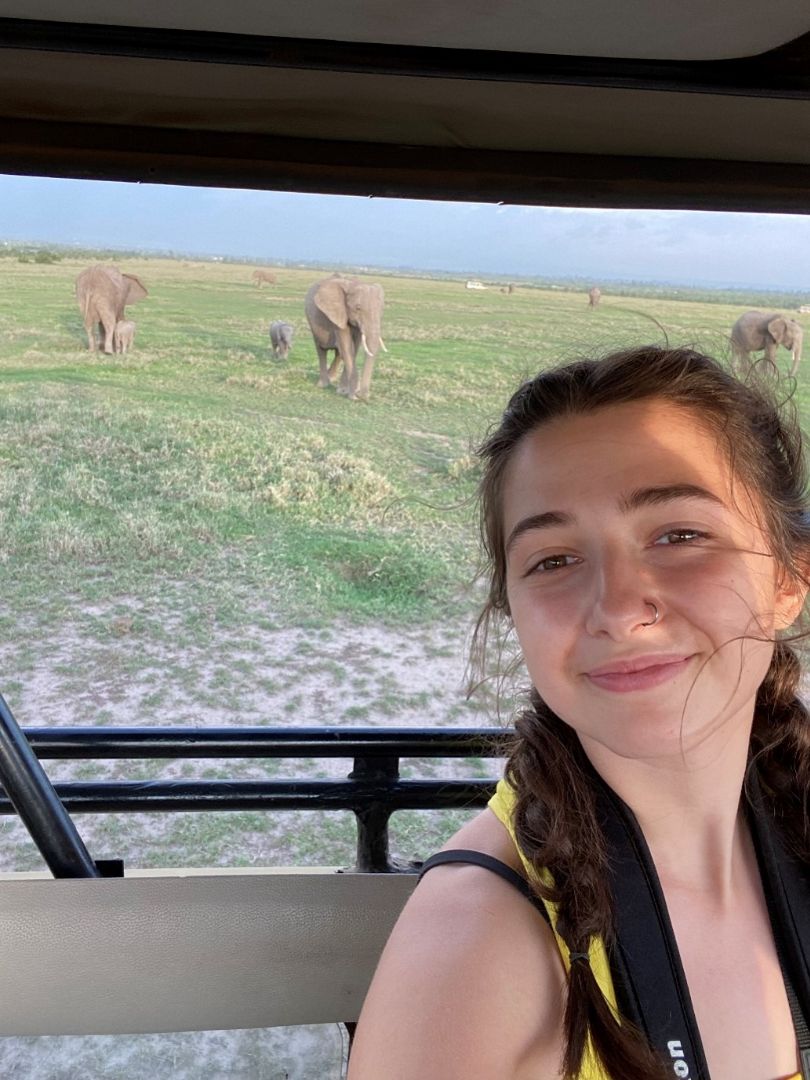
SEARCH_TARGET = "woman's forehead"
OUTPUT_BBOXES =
[501,400,733,516]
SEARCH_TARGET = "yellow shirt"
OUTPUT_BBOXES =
[488,778,613,1080]
[488,778,801,1080]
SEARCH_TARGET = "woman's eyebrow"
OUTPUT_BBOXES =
[505,484,725,554]
[619,483,726,513]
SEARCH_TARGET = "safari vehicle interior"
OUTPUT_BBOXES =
[2,1,810,1076]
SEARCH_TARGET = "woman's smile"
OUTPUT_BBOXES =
[584,652,696,693]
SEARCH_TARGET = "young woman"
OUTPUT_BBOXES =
[348,346,810,1080]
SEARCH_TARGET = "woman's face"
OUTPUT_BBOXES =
[502,399,804,762]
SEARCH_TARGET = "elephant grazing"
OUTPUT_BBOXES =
[588,287,601,308]
[113,319,136,354]
[252,269,276,286]
[304,275,386,401]
[731,310,803,378]
[75,265,147,354]
[269,320,294,360]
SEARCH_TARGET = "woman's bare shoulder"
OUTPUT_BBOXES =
[347,810,566,1080]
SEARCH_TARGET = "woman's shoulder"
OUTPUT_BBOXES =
[348,808,567,1080]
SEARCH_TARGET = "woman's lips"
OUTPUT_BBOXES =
[585,654,694,693]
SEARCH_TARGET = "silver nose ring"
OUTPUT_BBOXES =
[641,602,659,627]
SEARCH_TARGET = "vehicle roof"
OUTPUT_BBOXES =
[0,2,809,210]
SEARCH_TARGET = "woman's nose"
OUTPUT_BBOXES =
[583,556,657,638]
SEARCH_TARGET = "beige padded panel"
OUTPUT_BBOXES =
[0,0,808,60]
[0,869,417,1036]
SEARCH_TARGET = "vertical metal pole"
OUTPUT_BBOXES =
[350,754,398,872]
[0,693,100,877]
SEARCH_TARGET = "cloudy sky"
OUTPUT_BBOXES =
[2,172,808,290]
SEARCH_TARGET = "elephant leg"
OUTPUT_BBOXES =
[730,346,746,376]
[337,359,354,396]
[102,321,115,354]
[327,352,342,383]
[356,353,377,400]
[763,342,779,375]
[85,322,97,351]
[316,344,333,388]
[335,329,357,397]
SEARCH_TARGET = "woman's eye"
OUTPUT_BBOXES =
[655,529,706,546]
[530,554,578,574]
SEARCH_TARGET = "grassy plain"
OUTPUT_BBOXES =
[5,257,800,627]
[1,256,809,1077]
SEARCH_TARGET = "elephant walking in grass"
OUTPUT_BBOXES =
[76,265,147,354]
[304,275,386,401]
[588,287,602,307]
[730,310,803,377]
[269,320,294,360]
[252,269,276,286]
[113,319,136,354]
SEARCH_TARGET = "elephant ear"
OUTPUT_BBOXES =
[314,279,349,329]
[768,316,788,343]
[123,274,148,303]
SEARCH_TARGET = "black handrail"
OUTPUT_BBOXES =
[1,715,512,874]
[0,695,100,878]
[22,726,513,759]
[0,777,494,815]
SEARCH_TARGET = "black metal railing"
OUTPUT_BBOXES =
[0,694,513,875]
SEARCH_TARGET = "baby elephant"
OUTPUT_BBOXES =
[269,320,294,360]
[113,319,136,354]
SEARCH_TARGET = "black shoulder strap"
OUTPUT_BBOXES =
[745,772,810,1074]
[418,849,550,923]
[592,778,711,1080]
[596,769,810,1080]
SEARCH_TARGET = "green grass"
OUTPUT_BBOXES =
[6,256,807,630]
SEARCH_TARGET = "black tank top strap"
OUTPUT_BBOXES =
[418,848,550,923]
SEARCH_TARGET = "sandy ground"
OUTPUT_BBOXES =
[0,605,511,1078]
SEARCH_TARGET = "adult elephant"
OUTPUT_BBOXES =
[588,286,601,307]
[252,269,276,286]
[731,310,803,377]
[75,265,148,354]
[304,275,386,401]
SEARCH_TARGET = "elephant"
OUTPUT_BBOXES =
[588,287,601,308]
[304,275,386,401]
[113,319,136,354]
[269,320,294,360]
[730,310,803,377]
[75,265,147,354]
[252,269,276,286]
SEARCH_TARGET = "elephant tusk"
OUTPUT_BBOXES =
[361,332,376,357]
[379,337,389,353]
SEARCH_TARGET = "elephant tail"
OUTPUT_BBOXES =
[77,286,93,322]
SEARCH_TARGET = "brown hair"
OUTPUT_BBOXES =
[474,346,810,1079]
